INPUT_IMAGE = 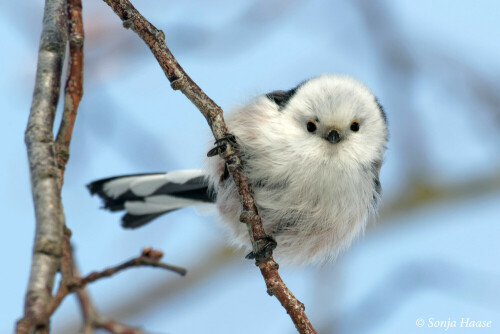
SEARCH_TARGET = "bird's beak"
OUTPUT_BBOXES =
[326,129,342,144]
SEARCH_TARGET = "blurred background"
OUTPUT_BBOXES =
[1,0,500,333]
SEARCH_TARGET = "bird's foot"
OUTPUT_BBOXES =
[207,133,237,157]
[245,235,277,264]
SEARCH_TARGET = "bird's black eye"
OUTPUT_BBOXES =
[307,121,317,132]
[350,121,360,132]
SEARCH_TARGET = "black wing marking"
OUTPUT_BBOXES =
[265,80,307,110]
[375,97,388,125]
[370,159,383,207]
[266,88,298,109]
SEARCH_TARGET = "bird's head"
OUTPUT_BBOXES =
[266,74,388,168]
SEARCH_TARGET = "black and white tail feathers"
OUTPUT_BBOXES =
[87,170,215,229]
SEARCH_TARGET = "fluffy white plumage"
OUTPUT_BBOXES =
[88,74,388,265]
[205,74,388,264]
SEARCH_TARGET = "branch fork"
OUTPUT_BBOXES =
[21,0,317,332]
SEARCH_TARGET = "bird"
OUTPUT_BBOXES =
[88,74,388,265]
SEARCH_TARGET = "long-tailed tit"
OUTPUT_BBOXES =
[88,74,388,265]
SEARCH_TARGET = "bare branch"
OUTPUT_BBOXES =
[94,317,148,334]
[72,250,165,334]
[75,286,155,334]
[18,0,68,333]
[49,247,186,320]
[44,228,76,317]
[56,246,236,333]
[19,2,176,333]
[74,281,97,334]
[55,0,84,185]
[21,240,182,333]
[100,0,315,332]
[80,248,187,286]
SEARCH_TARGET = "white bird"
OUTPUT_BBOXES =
[88,74,388,265]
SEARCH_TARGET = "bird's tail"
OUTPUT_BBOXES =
[87,169,215,229]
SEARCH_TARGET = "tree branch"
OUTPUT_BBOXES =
[80,248,187,286]
[56,246,236,334]
[19,226,182,333]
[55,0,84,185]
[20,1,183,333]
[18,0,68,333]
[100,0,316,332]
[73,250,155,334]
[76,287,148,334]
[47,245,185,328]
[74,283,96,334]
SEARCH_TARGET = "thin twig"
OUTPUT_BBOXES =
[17,0,68,333]
[55,0,84,185]
[56,246,235,333]
[100,1,315,332]
[49,247,186,318]
[22,244,182,333]
[80,248,187,286]
[77,297,148,334]
[94,317,148,334]
[74,280,96,334]
[72,251,157,334]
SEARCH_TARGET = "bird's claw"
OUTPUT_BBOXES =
[245,235,277,264]
[207,133,237,157]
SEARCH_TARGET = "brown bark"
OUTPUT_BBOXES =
[100,1,316,332]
